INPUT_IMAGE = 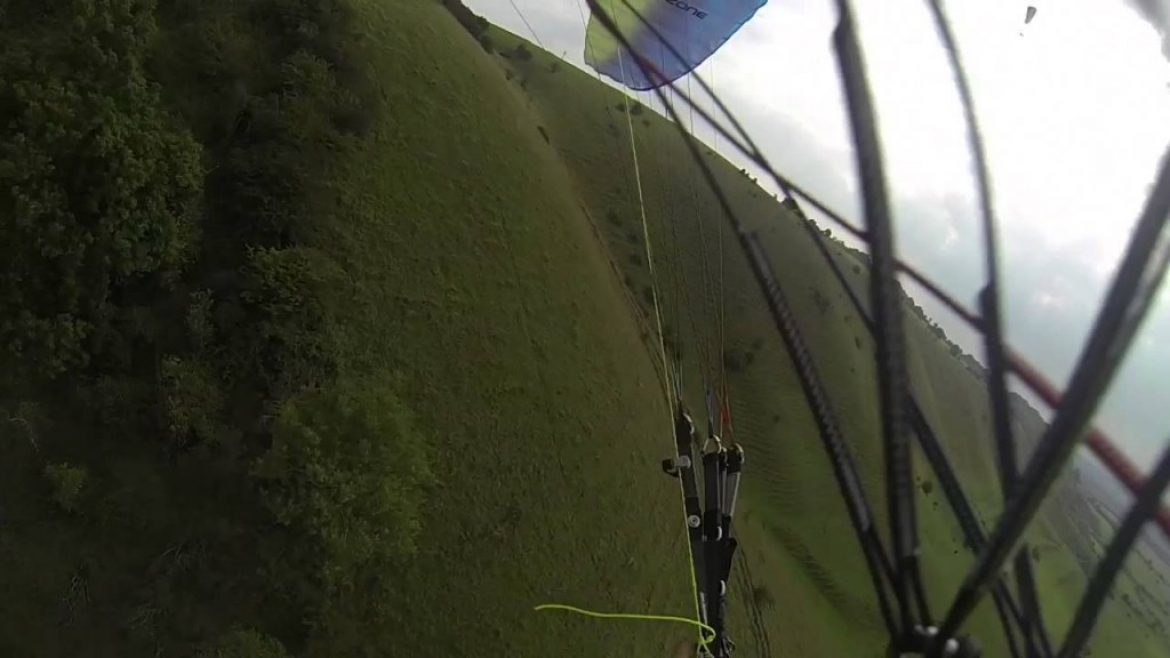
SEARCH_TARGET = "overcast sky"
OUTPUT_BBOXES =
[470,0,1170,465]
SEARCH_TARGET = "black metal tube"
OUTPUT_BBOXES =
[720,446,744,596]
[703,446,726,651]
[722,445,744,538]
[675,406,707,621]
[934,148,1170,648]
[742,232,900,639]
[832,2,922,640]
[802,221,1034,658]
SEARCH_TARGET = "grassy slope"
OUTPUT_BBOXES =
[293,2,698,655]
[485,30,971,656]
[484,25,1167,658]
[3,2,1160,655]
[0,2,696,656]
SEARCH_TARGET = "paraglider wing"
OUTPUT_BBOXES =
[585,0,767,90]
[1025,5,1038,24]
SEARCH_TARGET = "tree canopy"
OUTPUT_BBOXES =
[0,0,202,375]
[256,378,436,590]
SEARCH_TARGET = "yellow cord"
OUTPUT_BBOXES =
[533,603,716,646]
[538,5,710,654]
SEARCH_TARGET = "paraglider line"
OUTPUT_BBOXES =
[507,0,546,49]
[923,2,1052,652]
[590,0,1170,551]
[588,6,902,638]
[616,41,676,407]
[582,0,1170,653]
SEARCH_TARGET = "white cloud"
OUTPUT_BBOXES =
[468,0,1170,463]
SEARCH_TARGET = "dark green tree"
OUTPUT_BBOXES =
[44,463,89,513]
[254,378,435,589]
[161,355,234,449]
[197,629,289,658]
[238,246,344,397]
[0,0,203,375]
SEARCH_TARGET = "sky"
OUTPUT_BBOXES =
[470,0,1170,466]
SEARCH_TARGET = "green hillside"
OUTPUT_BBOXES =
[1,0,1164,656]
[1,1,687,655]
[479,26,996,657]
[482,20,1169,658]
